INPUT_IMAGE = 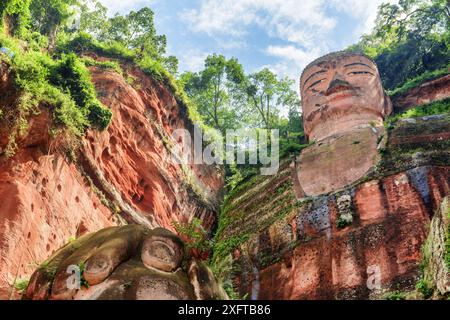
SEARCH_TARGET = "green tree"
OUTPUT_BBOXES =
[181,54,246,133]
[350,0,450,89]
[245,69,299,130]
[29,0,78,48]
[0,0,32,37]
[76,4,178,74]
[77,0,109,38]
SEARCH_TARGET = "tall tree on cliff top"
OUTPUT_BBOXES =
[351,0,450,89]
[0,0,32,37]
[105,8,166,58]
[181,54,246,133]
[29,0,79,48]
[77,1,178,74]
[77,0,109,38]
[245,68,300,130]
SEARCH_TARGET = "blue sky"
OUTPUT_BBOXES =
[98,0,396,88]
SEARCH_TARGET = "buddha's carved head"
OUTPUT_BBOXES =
[300,52,392,142]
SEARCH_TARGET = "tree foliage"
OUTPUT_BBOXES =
[50,53,112,130]
[29,0,78,43]
[350,0,450,90]
[172,218,213,261]
[181,54,246,133]
[246,68,300,130]
[182,55,303,137]
[76,1,178,74]
[0,0,32,36]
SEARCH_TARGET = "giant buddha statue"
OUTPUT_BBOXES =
[294,51,393,197]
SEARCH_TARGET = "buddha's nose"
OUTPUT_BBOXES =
[325,72,353,96]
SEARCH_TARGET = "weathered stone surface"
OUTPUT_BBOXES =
[297,126,383,196]
[300,52,392,142]
[420,197,450,296]
[231,166,449,300]
[392,73,450,112]
[141,228,184,272]
[0,57,224,299]
[0,150,116,300]
[188,259,229,300]
[24,225,224,300]
[218,107,450,300]
[297,52,392,196]
[82,63,224,230]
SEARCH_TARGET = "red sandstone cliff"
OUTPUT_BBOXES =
[392,73,450,112]
[0,57,224,299]
[215,112,450,300]
[1,57,449,301]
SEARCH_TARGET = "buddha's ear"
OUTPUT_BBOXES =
[383,92,393,118]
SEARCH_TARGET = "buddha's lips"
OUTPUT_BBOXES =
[326,90,355,103]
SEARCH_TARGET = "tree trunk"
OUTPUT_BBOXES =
[48,26,59,52]
[2,14,13,36]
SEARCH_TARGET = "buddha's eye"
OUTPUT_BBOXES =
[308,78,326,91]
[348,71,374,76]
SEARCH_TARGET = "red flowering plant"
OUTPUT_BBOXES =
[172,218,213,261]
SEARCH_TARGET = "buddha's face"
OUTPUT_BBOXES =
[300,54,392,142]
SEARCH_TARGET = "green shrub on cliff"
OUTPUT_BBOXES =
[82,56,122,75]
[337,216,352,229]
[58,32,213,139]
[389,67,450,98]
[57,32,135,62]
[172,218,213,261]
[388,98,450,124]
[0,0,32,37]
[13,277,29,294]
[0,33,111,150]
[416,278,434,299]
[50,53,112,130]
[383,291,406,300]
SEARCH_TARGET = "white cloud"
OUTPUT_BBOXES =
[181,0,397,86]
[178,49,209,73]
[97,0,155,15]
[182,0,398,46]
[265,45,324,100]
[266,45,323,70]
[180,0,337,47]
[329,0,399,36]
[96,0,398,91]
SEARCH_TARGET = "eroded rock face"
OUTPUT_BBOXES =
[219,114,450,300]
[0,148,116,299]
[296,52,393,197]
[0,57,224,299]
[141,228,184,272]
[420,197,450,296]
[392,73,450,112]
[232,167,449,300]
[24,225,227,300]
[82,63,224,230]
